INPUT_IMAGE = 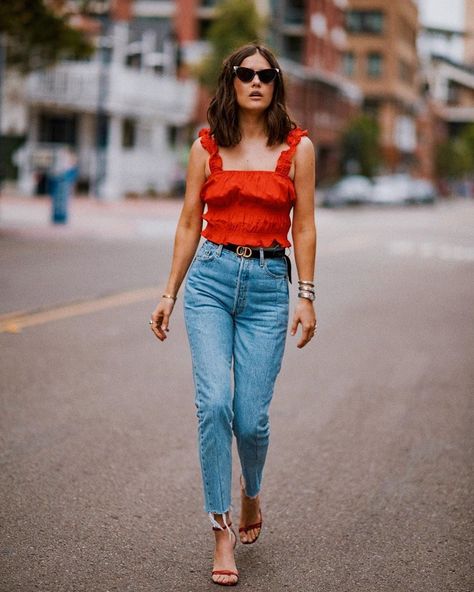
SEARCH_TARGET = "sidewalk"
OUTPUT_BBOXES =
[0,193,183,242]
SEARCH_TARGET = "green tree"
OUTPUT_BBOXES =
[460,122,474,161]
[197,0,264,91]
[0,0,93,72]
[340,114,380,178]
[435,136,473,179]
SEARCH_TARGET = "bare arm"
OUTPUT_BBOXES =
[150,139,207,341]
[290,136,317,348]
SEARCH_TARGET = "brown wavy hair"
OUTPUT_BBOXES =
[207,43,296,147]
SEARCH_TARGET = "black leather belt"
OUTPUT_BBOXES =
[223,243,285,259]
[222,243,292,283]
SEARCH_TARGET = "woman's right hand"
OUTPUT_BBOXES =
[149,138,207,343]
[150,297,176,341]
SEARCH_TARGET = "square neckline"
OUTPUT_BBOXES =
[199,127,307,179]
[215,144,290,175]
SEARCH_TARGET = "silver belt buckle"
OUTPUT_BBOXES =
[236,246,252,258]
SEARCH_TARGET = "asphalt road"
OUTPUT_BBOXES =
[1,198,473,592]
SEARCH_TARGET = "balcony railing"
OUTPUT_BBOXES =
[27,62,197,124]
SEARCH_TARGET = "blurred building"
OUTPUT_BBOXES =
[343,0,421,173]
[417,0,474,177]
[16,0,197,199]
[269,0,362,182]
[417,0,467,65]
[465,0,474,65]
[151,0,362,183]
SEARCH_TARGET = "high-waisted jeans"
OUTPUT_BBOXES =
[184,240,289,528]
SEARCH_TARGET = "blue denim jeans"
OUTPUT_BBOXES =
[184,240,289,526]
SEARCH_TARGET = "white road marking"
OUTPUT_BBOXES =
[388,240,474,263]
[324,235,375,254]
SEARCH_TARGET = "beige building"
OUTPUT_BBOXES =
[343,0,421,172]
[464,0,474,65]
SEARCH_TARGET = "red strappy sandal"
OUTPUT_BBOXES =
[239,509,263,545]
[239,476,263,545]
[211,522,239,586]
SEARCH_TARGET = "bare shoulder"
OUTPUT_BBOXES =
[190,137,208,159]
[295,136,315,161]
[187,137,208,173]
[294,136,315,177]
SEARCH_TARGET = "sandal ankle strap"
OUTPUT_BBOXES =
[212,521,233,531]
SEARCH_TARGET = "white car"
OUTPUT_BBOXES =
[321,175,373,207]
[369,174,414,205]
[370,174,437,205]
[408,179,437,204]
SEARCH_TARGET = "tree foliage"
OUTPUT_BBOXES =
[197,0,265,91]
[435,136,473,179]
[0,0,93,72]
[460,122,474,160]
[340,114,380,178]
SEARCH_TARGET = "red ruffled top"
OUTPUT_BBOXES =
[198,127,308,248]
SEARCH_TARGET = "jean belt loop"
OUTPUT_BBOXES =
[259,247,264,267]
[216,244,223,257]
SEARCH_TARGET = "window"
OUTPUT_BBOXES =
[198,18,213,38]
[283,34,304,62]
[363,99,380,117]
[126,53,141,68]
[167,125,178,148]
[367,52,383,78]
[343,51,355,77]
[447,82,460,105]
[39,114,77,145]
[122,118,136,149]
[346,10,384,34]
[284,0,305,25]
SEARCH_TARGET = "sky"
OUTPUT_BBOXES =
[417,0,465,31]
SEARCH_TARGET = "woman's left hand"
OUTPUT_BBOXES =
[290,299,317,348]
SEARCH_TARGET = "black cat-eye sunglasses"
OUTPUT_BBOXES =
[233,66,280,84]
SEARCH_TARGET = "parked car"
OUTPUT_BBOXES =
[369,174,412,205]
[407,178,437,204]
[320,175,373,207]
[369,174,438,206]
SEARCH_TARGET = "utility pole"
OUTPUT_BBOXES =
[94,20,111,199]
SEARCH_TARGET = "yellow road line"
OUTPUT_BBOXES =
[0,308,30,323]
[0,234,376,334]
[0,287,160,334]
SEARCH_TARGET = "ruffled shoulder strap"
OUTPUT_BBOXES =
[275,127,308,176]
[198,128,223,173]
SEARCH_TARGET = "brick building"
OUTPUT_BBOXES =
[343,0,421,173]
[132,0,361,183]
[268,0,362,182]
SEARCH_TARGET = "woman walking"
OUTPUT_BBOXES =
[150,43,317,586]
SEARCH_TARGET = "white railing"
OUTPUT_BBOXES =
[27,62,197,124]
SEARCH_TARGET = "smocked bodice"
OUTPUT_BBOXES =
[198,127,307,248]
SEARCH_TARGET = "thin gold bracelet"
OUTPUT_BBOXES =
[161,293,177,301]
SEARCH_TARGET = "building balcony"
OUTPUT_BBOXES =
[27,61,197,125]
[442,105,474,123]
